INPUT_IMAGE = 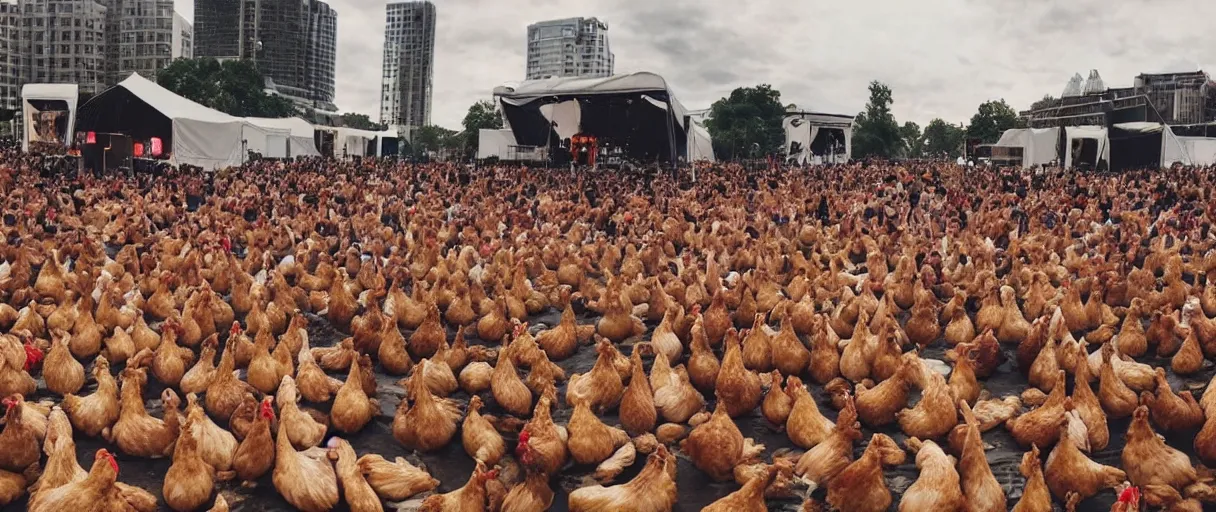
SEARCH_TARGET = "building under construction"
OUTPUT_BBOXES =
[1020,70,1216,128]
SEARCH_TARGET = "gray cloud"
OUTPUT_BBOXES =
[176,0,1216,128]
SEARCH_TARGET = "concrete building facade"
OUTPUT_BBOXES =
[379,0,434,129]
[304,0,334,104]
[192,0,238,58]
[101,0,173,84]
[525,17,612,80]
[170,9,188,59]
[18,0,109,95]
[0,0,20,111]
[194,0,336,109]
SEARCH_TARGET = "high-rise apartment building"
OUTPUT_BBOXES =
[525,17,613,80]
[18,0,109,95]
[100,0,173,84]
[170,10,189,59]
[380,0,434,129]
[192,0,237,58]
[0,0,20,111]
[304,0,334,104]
[194,0,336,108]
[254,0,305,97]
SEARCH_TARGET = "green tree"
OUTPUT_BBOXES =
[965,99,1018,144]
[899,121,922,158]
[704,84,785,160]
[157,58,296,118]
[1029,94,1057,111]
[922,118,966,158]
[407,125,459,159]
[339,113,385,131]
[460,100,504,158]
[852,81,902,158]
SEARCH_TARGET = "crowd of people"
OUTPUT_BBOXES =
[1,153,1215,511]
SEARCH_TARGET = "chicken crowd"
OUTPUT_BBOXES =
[1,155,1216,512]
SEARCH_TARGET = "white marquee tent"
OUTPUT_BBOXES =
[116,73,250,169]
[1064,126,1110,169]
[244,116,321,158]
[993,127,1061,167]
[21,83,78,152]
[76,73,328,169]
[783,109,854,165]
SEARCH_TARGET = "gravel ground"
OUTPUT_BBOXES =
[11,295,1212,512]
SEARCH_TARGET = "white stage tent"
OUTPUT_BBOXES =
[21,83,78,152]
[493,72,708,164]
[110,73,247,169]
[1063,126,1110,169]
[783,109,854,165]
[76,73,330,169]
[993,127,1060,167]
[76,73,251,169]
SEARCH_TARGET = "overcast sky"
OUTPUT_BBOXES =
[175,0,1215,129]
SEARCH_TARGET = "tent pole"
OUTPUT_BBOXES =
[665,96,677,176]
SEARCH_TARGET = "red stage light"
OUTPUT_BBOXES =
[150,137,163,156]
[86,132,96,144]
[133,142,144,157]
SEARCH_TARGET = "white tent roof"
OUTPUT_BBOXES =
[117,73,239,123]
[245,116,316,138]
[493,72,672,99]
[783,110,855,129]
[994,129,1029,148]
[21,83,78,102]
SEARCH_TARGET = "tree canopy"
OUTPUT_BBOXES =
[965,99,1018,144]
[407,125,459,159]
[899,121,922,158]
[339,113,385,131]
[156,58,296,118]
[1029,95,1057,111]
[922,118,966,158]
[459,100,504,158]
[704,84,785,160]
[852,81,903,158]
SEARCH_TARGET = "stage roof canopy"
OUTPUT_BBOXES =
[494,72,676,101]
[493,72,701,163]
